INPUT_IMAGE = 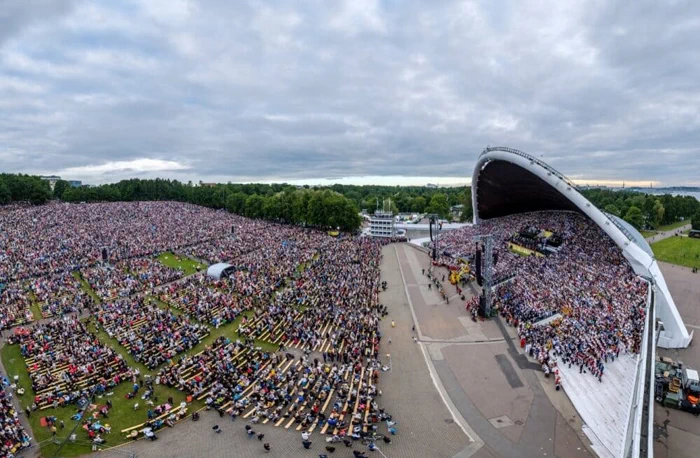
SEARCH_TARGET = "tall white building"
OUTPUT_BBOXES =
[40,175,61,190]
[369,211,395,238]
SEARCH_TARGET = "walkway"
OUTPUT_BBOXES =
[645,224,691,243]
[394,243,594,458]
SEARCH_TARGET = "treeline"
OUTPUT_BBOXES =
[55,178,470,222]
[581,188,700,230]
[5,172,698,232]
[58,179,362,231]
[321,184,472,220]
[0,174,52,205]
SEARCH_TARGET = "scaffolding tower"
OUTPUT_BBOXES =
[473,234,494,316]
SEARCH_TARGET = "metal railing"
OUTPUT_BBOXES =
[480,146,641,248]
[480,146,581,192]
[602,212,636,244]
[622,279,654,458]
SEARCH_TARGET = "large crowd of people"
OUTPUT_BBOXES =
[220,229,326,302]
[26,272,93,318]
[0,284,34,329]
[0,376,31,457]
[96,297,210,370]
[156,234,391,438]
[8,318,134,409]
[82,258,183,301]
[436,211,648,381]
[155,274,254,327]
[0,201,251,284]
[0,200,396,452]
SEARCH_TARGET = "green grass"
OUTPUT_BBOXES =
[3,306,279,457]
[1,341,195,457]
[157,252,205,276]
[651,236,700,269]
[657,220,690,232]
[8,254,297,456]
[640,230,657,238]
[27,291,43,321]
[72,271,101,304]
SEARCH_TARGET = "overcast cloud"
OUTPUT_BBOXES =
[1,0,699,185]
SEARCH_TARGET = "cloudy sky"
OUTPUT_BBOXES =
[2,0,699,186]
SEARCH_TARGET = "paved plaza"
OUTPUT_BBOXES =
[653,262,700,458]
[394,243,593,458]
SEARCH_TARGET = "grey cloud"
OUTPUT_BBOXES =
[1,0,699,185]
[0,0,78,45]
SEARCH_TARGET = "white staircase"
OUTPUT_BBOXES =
[558,352,638,458]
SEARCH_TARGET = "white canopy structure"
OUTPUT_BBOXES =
[471,146,688,458]
[472,146,692,349]
[206,262,234,280]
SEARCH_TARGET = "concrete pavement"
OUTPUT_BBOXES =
[394,243,593,458]
[653,261,700,458]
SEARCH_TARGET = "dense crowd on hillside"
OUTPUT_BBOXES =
[156,274,254,326]
[222,231,324,302]
[8,318,134,408]
[0,377,31,457]
[436,211,648,381]
[179,220,275,263]
[0,201,249,284]
[157,235,390,437]
[82,258,183,301]
[0,285,34,329]
[0,200,395,450]
[96,298,209,370]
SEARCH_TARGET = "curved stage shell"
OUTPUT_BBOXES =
[472,146,691,349]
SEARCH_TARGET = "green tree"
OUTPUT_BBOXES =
[0,180,10,205]
[306,192,327,227]
[692,210,700,231]
[226,192,247,214]
[604,204,621,217]
[426,193,450,219]
[53,180,71,199]
[651,200,665,228]
[623,206,644,229]
[262,195,282,220]
[244,194,265,218]
[412,196,427,213]
[460,187,473,222]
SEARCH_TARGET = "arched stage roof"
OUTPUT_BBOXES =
[472,146,691,349]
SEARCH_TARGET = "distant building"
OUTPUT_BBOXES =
[369,211,395,238]
[426,183,438,188]
[68,180,82,188]
[40,175,61,190]
[199,181,218,187]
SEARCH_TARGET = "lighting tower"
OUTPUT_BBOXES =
[473,234,494,316]
[429,214,441,259]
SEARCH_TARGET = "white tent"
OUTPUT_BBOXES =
[206,263,234,280]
